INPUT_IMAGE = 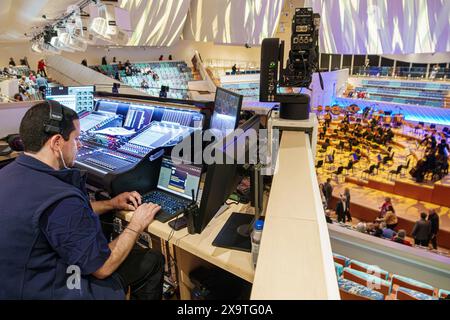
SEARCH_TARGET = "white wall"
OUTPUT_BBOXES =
[311,69,350,107]
[0,42,43,72]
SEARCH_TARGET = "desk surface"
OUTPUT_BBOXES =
[0,142,19,162]
[117,202,255,283]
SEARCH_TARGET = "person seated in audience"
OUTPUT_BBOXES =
[420,134,430,146]
[28,71,36,84]
[81,59,88,67]
[159,55,163,61]
[9,57,16,67]
[112,57,116,63]
[140,79,149,89]
[392,230,412,246]
[322,138,331,150]
[411,212,431,247]
[355,222,367,233]
[125,66,132,77]
[152,73,159,81]
[101,56,107,65]
[381,210,398,230]
[380,222,396,239]
[117,61,124,71]
[437,139,449,157]
[13,93,23,101]
[168,55,173,61]
[369,222,383,238]
[324,112,332,128]
[124,59,131,68]
[319,125,327,140]
[430,135,437,150]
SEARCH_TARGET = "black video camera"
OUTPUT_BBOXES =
[281,7,320,88]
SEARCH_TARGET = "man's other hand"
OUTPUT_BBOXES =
[129,203,161,232]
[111,191,142,211]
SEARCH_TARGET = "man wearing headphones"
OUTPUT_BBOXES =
[0,101,164,300]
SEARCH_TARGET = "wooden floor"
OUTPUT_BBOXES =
[316,118,450,249]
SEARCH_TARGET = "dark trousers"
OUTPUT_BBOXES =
[345,210,352,222]
[414,239,429,247]
[337,212,346,223]
[114,246,165,300]
[430,234,438,249]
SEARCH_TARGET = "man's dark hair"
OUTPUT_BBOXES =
[19,101,79,153]
[420,212,427,220]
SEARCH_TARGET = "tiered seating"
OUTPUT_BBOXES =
[221,82,259,101]
[351,79,450,108]
[333,253,446,300]
[93,61,194,99]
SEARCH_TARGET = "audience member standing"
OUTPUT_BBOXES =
[36,74,48,98]
[112,83,120,94]
[428,209,440,249]
[411,212,431,247]
[159,55,163,61]
[231,64,237,75]
[101,56,108,65]
[335,195,346,223]
[344,188,352,222]
[37,59,47,77]
[379,197,394,217]
[323,178,333,209]
[168,55,173,61]
[23,56,30,69]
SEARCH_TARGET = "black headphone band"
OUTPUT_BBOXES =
[43,100,64,135]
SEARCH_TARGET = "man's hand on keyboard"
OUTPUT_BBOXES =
[129,203,161,232]
[110,191,142,211]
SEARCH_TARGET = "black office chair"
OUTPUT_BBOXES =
[332,166,344,182]
[316,160,324,169]
[362,164,376,179]
[337,140,345,154]
[344,160,354,175]
[388,165,403,181]
[401,159,411,176]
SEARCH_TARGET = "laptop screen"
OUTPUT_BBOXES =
[157,157,202,200]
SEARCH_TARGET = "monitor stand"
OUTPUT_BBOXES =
[212,212,254,252]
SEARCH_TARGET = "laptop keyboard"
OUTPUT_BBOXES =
[142,190,190,222]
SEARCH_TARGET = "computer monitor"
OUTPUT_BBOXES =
[46,86,95,113]
[192,116,260,238]
[123,105,155,130]
[157,157,202,201]
[210,87,243,136]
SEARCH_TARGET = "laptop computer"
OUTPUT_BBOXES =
[142,157,202,223]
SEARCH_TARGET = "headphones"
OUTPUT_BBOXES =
[43,100,64,135]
